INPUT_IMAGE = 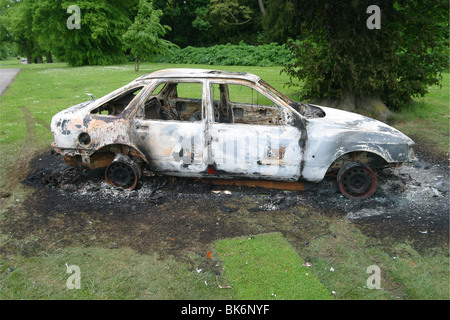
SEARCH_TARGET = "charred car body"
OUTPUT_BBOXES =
[51,69,416,198]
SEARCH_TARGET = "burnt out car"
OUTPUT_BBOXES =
[51,68,416,198]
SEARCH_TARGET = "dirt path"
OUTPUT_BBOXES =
[0,107,38,199]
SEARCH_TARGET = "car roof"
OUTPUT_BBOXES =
[136,68,261,83]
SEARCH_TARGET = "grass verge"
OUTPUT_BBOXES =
[295,219,449,300]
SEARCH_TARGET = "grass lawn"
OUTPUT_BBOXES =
[0,59,448,301]
[390,72,449,156]
[1,246,235,300]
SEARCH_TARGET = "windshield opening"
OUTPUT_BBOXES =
[258,79,325,119]
[258,80,293,105]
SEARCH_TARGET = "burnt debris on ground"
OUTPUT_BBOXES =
[24,148,448,222]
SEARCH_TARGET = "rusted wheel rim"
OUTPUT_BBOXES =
[105,160,141,189]
[337,163,377,199]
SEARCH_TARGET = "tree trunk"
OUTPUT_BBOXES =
[46,52,53,63]
[134,57,141,72]
[258,0,266,15]
[311,91,392,123]
[355,94,392,123]
[23,39,31,64]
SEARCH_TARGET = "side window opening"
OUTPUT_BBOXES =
[211,83,285,125]
[142,82,204,122]
[91,86,143,116]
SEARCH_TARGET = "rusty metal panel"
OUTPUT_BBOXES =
[197,178,305,191]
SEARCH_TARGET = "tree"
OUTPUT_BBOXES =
[209,0,253,26]
[152,0,213,47]
[152,0,266,47]
[206,0,266,45]
[0,0,40,62]
[261,0,302,43]
[31,0,137,66]
[281,0,449,120]
[123,0,176,72]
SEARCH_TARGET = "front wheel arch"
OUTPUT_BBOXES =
[326,151,388,175]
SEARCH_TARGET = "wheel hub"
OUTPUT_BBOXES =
[105,154,142,189]
[337,162,377,199]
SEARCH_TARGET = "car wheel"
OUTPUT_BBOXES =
[105,154,142,189]
[337,162,377,199]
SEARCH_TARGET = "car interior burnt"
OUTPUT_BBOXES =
[258,80,325,119]
[291,101,326,119]
[142,82,203,122]
[211,83,286,125]
[90,86,144,116]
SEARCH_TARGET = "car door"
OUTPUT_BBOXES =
[207,80,303,181]
[130,80,208,175]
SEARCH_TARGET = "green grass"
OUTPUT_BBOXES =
[0,246,235,300]
[215,232,333,300]
[296,219,449,300]
[390,71,449,155]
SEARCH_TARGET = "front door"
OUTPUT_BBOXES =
[207,81,303,181]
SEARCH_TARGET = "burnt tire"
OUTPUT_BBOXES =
[105,154,142,189]
[337,162,377,199]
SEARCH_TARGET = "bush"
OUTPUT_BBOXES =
[155,42,292,67]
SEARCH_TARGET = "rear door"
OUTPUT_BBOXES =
[131,80,208,175]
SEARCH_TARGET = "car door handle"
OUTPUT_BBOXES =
[135,125,149,130]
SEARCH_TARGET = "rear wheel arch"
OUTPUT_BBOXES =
[92,144,148,167]
[95,144,148,190]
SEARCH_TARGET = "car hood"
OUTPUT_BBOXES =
[309,105,414,144]
[54,100,93,117]
[51,100,94,130]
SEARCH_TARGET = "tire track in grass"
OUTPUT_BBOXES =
[1,107,37,197]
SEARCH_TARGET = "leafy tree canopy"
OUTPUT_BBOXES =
[123,0,176,71]
[33,0,138,66]
[281,0,449,111]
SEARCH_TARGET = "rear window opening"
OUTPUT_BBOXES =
[90,86,144,116]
